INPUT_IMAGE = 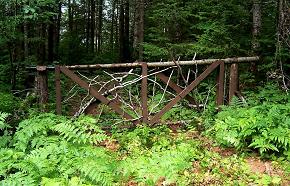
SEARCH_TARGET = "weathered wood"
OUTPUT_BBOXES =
[156,72,200,112]
[150,61,221,125]
[60,66,135,121]
[55,66,62,115]
[26,56,259,71]
[66,56,259,69]
[229,63,239,103]
[216,61,225,107]
[36,66,48,107]
[141,63,148,123]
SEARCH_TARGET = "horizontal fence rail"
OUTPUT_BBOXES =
[27,56,259,70]
[65,56,259,69]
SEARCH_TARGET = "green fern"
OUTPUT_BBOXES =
[52,116,107,145]
[0,112,9,130]
[0,113,12,148]
[212,102,290,156]
[13,113,65,151]
[0,172,37,186]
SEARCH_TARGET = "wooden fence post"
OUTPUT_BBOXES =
[36,66,48,110]
[55,65,62,115]
[229,63,239,103]
[141,63,148,123]
[216,61,225,108]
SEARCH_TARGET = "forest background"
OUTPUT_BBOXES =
[0,0,290,185]
[0,0,289,93]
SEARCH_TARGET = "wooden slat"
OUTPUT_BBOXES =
[156,72,200,112]
[229,63,239,103]
[60,66,135,120]
[150,61,221,124]
[141,63,148,123]
[216,61,225,107]
[55,66,62,115]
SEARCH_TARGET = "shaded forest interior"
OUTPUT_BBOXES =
[0,0,289,94]
[1,1,290,185]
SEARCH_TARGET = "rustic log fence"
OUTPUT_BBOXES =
[51,56,259,125]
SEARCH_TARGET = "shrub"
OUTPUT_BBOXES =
[0,93,19,113]
[0,114,114,185]
[211,103,290,156]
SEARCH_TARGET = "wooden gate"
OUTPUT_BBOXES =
[55,57,259,125]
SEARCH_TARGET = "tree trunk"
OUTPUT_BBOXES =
[56,1,62,60]
[115,0,119,50]
[251,0,261,74]
[91,0,95,53]
[110,0,116,51]
[23,21,29,59]
[40,24,46,64]
[97,0,103,52]
[86,0,91,51]
[68,0,73,32]
[48,17,54,63]
[124,0,130,61]
[36,24,49,106]
[119,1,125,62]
[138,0,144,61]
[68,0,74,64]
[133,0,144,61]
[8,45,16,91]
[252,0,261,52]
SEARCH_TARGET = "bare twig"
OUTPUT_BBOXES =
[203,84,217,110]
[149,70,174,115]
[173,56,188,87]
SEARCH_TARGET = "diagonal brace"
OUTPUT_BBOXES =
[156,72,201,112]
[60,66,135,121]
[150,61,221,124]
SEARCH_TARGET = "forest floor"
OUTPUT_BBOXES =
[103,126,290,186]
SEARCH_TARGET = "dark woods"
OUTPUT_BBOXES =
[0,0,289,92]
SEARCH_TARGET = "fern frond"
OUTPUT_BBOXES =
[52,117,107,145]
[13,114,65,151]
[0,112,9,130]
[0,172,37,186]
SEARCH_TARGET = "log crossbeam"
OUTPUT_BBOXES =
[59,66,137,122]
[149,61,222,124]
[156,73,201,112]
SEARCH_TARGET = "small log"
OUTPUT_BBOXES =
[36,66,48,108]
[66,56,259,69]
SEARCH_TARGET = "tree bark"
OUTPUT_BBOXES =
[36,68,49,107]
[66,56,260,69]
[133,0,144,61]
[36,24,48,106]
[97,0,103,52]
[86,0,91,51]
[119,1,125,62]
[110,0,116,51]
[23,21,29,59]
[252,0,262,52]
[251,0,261,74]
[68,0,73,33]
[124,0,130,61]
[90,0,95,53]
[56,1,62,59]
[48,17,54,63]
[8,45,16,91]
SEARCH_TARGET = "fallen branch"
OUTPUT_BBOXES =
[66,56,260,69]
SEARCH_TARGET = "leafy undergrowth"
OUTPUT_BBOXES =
[210,103,290,157]
[0,113,289,185]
